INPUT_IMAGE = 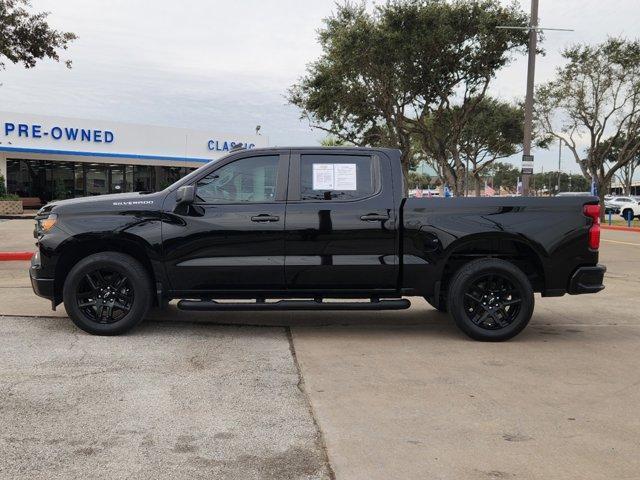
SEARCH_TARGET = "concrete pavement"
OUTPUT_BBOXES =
[1,218,639,479]
[292,229,640,480]
[0,317,331,480]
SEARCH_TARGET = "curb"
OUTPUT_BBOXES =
[0,215,37,220]
[602,225,640,232]
[0,252,34,261]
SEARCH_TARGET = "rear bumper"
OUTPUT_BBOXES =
[568,264,606,295]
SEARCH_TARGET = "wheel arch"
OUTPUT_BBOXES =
[438,233,547,297]
[53,235,158,305]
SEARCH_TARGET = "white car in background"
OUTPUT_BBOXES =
[617,199,640,220]
[605,196,637,214]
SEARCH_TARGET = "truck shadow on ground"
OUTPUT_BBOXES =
[139,305,586,343]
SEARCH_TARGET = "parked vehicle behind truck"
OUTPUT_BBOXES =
[30,147,606,341]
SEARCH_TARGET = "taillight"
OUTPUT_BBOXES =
[583,204,600,250]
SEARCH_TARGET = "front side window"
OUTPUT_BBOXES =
[196,155,279,203]
[299,154,376,201]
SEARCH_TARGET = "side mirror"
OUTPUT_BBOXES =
[176,185,196,205]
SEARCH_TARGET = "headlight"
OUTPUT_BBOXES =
[40,213,58,233]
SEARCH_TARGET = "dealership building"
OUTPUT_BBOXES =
[0,112,267,207]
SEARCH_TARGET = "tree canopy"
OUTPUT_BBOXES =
[536,37,640,211]
[446,96,528,195]
[288,0,529,188]
[0,0,76,70]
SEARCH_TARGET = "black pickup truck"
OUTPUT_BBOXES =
[30,147,605,341]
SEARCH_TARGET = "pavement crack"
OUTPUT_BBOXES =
[286,327,336,480]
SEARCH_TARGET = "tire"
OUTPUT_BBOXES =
[424,296,447,313]
[622,209,634,222]
[447,258,534,341]
[63,252,153,335]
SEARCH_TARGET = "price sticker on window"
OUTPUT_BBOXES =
[312,163,357,190]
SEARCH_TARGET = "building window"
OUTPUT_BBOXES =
[85,163,109,196]
[133,165,154,192]
[5,159,197,202]
[50,161,75,200]
[7,159,75,203]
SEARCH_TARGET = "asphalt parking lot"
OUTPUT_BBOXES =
[1,219,639,479]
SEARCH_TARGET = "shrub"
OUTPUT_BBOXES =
[0,194,20,201]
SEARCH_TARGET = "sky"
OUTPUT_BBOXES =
[1,0,639,174]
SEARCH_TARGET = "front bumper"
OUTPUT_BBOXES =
[568,264,606,295]
[29,251,55,301]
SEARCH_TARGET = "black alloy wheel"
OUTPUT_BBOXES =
[447,258,534,341]
[76,269,134,324]
[462,274,522,330]
[63,252,152,335]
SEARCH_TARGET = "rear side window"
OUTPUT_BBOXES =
[299,154,377,201]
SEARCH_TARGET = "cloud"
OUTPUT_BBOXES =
[1,0,638,172]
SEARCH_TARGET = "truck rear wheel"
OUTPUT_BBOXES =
[63,252,152,336]
[447,258,534,341]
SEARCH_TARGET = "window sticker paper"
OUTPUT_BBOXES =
[312,163,335,190]
[312,163,357,190]
[334,163,357,190]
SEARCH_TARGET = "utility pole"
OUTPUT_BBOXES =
[498,1,572,196]
[557,138,562,193]
[521,0,538,196]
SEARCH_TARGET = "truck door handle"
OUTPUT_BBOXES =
[251,214,280,223]
[360,213,389,222]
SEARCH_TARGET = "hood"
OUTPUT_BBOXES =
[40,191,165,214]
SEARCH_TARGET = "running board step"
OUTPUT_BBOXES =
[177,298,411,312]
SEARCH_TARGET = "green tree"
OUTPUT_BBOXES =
[406,171,434,189]
[0,174,7,196]
[486,162,520,193]
[320,136,347,147]
[452,97,525,195]
[536,38,640,215]
[288,0,529,186]
[531,172,590,196]
[602,133,640,195]
[0,0,76,71]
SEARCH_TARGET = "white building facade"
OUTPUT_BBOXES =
[0,111,267,205]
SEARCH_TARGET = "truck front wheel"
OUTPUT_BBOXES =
[63,252,153,336]
[447,258,534,341]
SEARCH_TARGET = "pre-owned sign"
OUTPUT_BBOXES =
[4,122,115,143]
[0,111,267,165]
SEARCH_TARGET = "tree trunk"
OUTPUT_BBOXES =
[451,150,465,196]
[400,155,410,196]
[596,173,608,221]
[474,175,482,197]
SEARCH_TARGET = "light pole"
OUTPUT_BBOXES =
[497,1,572,196]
